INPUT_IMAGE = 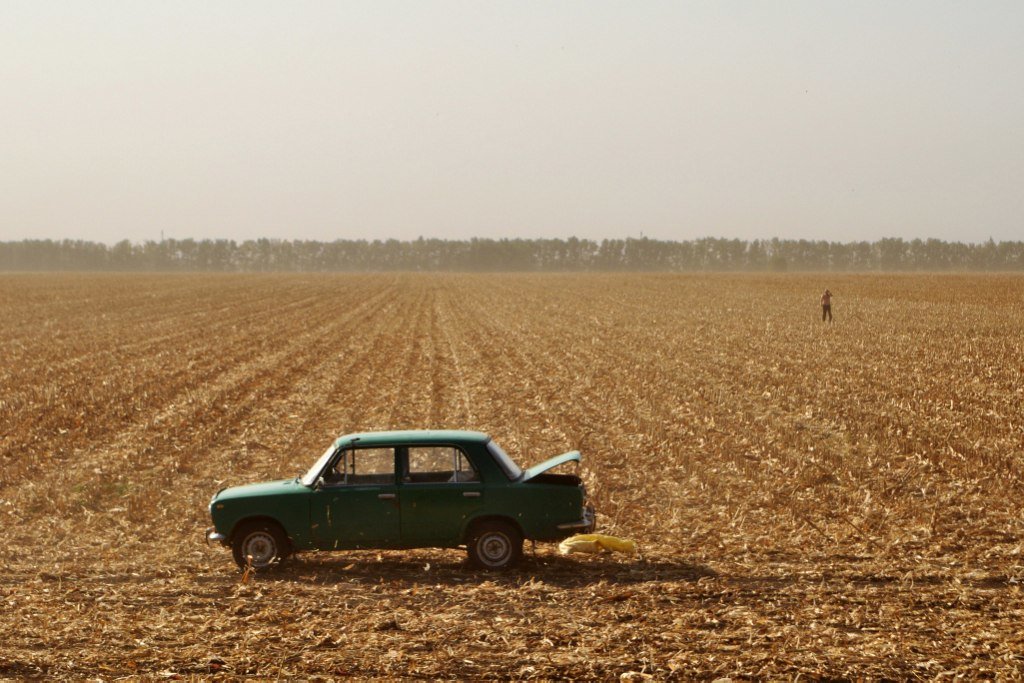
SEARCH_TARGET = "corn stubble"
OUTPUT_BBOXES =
[1,272,1023,678]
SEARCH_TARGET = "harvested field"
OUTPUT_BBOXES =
[2,272,1023,679]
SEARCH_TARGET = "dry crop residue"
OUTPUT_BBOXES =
[2,272,1023,678]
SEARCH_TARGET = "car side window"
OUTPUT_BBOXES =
[326,447,395,486]
[406,446,479,484]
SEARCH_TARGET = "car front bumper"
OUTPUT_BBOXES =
[205,526,228,546]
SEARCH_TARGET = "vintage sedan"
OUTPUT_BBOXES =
[206,430,595,570]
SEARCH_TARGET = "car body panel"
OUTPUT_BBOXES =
[309,482,402,549]
[209,478,315,547]
[399,481,485,545]
[207,430,593,559]
[333,429,491,451]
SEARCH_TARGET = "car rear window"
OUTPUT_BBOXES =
[487,440,523,481]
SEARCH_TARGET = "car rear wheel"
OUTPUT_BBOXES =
[231,520,289,570]
[467,520,523,570]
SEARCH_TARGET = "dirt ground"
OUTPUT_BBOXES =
[2,272,1023,679]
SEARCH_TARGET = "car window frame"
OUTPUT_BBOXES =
[321,445,398,487]
[399,443,480,485]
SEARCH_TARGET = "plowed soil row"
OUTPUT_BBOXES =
[1,272,1023,679]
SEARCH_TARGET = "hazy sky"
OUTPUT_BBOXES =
[2,1,1022,244]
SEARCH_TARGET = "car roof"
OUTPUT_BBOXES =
[334,430,491,448]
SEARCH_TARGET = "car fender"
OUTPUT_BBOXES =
[461,514,522,544]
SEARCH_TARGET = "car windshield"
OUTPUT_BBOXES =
[487,440,523,481]
[301,443,337,487]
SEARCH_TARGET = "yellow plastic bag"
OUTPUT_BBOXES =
[558,533,637,556]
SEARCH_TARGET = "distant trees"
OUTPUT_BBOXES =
[0,237,1021,272]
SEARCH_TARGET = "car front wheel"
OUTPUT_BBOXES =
[231,521,289,570]
[467,520,523,570]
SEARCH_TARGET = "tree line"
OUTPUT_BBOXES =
[1,236,1022,272]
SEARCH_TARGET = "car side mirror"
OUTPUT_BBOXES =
[315,476,325,490]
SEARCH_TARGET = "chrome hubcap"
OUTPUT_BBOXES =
[479,532,511,565]
[242,531,277,567]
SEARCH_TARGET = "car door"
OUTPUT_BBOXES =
[399,445,484,545]
[309,446,401,549]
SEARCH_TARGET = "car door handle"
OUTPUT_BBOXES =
[378,493,396,500]
[462,491,481,498]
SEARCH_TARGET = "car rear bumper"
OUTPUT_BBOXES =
[557,505,596,533]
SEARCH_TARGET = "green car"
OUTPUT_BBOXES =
[206,430,595,570]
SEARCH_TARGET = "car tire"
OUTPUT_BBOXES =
[231,520,290,570]
[467,520,523,570]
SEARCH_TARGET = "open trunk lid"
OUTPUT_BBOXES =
[522,450,581,482]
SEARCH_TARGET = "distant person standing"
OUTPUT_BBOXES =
[820,289,833,323]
